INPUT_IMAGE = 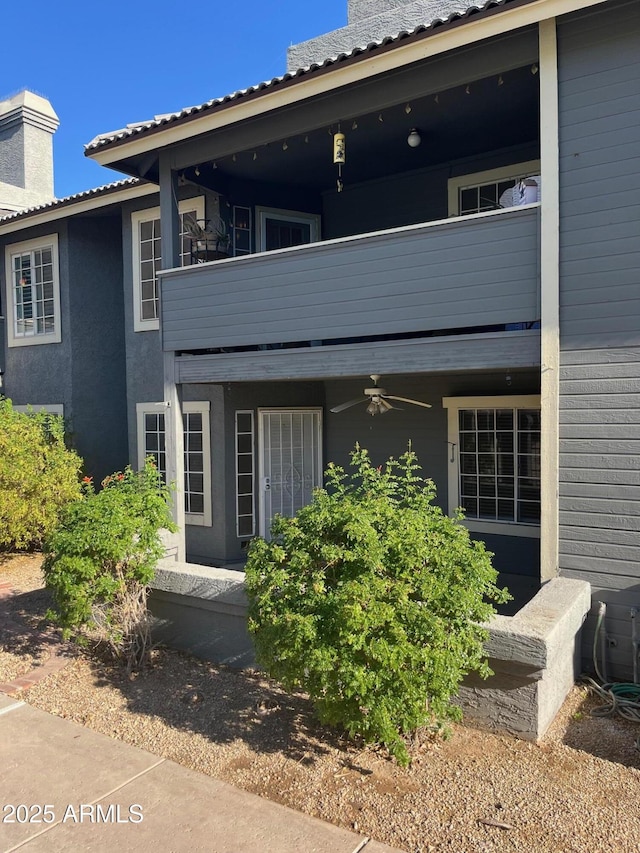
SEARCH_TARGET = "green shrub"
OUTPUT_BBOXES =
[245,445,510,766]
[43,459,176,671]
[0,397,83,551]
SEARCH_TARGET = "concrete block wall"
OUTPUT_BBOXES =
[150,560,591,740]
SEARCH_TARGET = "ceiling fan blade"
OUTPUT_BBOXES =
[330,397,368,413]
[383,395,432,409]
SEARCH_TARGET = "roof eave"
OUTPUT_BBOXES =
[85,0,609,169]
[0,180,157,235]
[84,0,529,167]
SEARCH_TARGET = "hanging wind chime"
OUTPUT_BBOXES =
[333,125,346,192]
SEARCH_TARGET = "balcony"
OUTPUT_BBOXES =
[159,205,540,354]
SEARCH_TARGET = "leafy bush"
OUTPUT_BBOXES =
[43,460,176,671]
[245,446,510,766]
[0,397,83,551]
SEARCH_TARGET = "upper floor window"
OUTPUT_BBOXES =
[443,395,541,539]
[131,197,205,331]
[447,161,540,217]
[5,234,61,347]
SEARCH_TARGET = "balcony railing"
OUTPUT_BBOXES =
[159,205,540,354]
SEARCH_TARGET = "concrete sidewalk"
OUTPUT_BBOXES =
[0,692,404,853]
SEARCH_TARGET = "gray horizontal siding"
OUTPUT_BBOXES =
[580,602,637,680]
[558,1,640,350]
[175,329,540,384]
[559,344,640,680]
[160,208,540,353]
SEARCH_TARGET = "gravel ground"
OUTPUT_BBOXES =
[2,554,640,853]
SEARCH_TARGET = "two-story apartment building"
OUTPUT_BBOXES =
[2,0,639,684]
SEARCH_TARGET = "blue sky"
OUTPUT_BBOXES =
[2,1,346,198]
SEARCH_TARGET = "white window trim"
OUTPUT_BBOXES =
[447,160,541,217]
[136,400,212,527]
[442,394,541,539]
[5,234,61,347]
[255,207,321,252]
[131,197,205,332]
[13,404,64,416]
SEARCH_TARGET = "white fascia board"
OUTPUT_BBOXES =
[0,183,158,237]
[88,0,609,167]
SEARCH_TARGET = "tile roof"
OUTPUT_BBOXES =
[0,178,144,225]
[85,0,516,154]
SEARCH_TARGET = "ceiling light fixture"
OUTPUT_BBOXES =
[407,128,422,148]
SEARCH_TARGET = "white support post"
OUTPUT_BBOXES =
[159,154,186,561]
[539,18,560,582]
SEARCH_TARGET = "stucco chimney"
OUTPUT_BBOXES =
[287,1,467,72]
[0,90,59,214]
[347,0,417,23]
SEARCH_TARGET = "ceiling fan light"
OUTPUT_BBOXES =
[366,400,378,416]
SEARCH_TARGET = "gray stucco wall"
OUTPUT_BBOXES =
[557,0,640,680]
[0,125,24,188]
[67,216,128,481]
[122,192,165,469]
[0,215,128,481]
[21,122,55,202]
[1,221,74,411]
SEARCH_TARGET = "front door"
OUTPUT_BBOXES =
[258,409,323,538]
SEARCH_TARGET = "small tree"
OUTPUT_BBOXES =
[0,398,83,551]
[43,460,176,671]
[245,445,510,766]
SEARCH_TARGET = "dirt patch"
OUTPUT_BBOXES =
[3,553,640,853]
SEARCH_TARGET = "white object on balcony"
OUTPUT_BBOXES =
[500,176,541,209]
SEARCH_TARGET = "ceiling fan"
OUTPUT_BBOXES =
[330,375,432,416]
